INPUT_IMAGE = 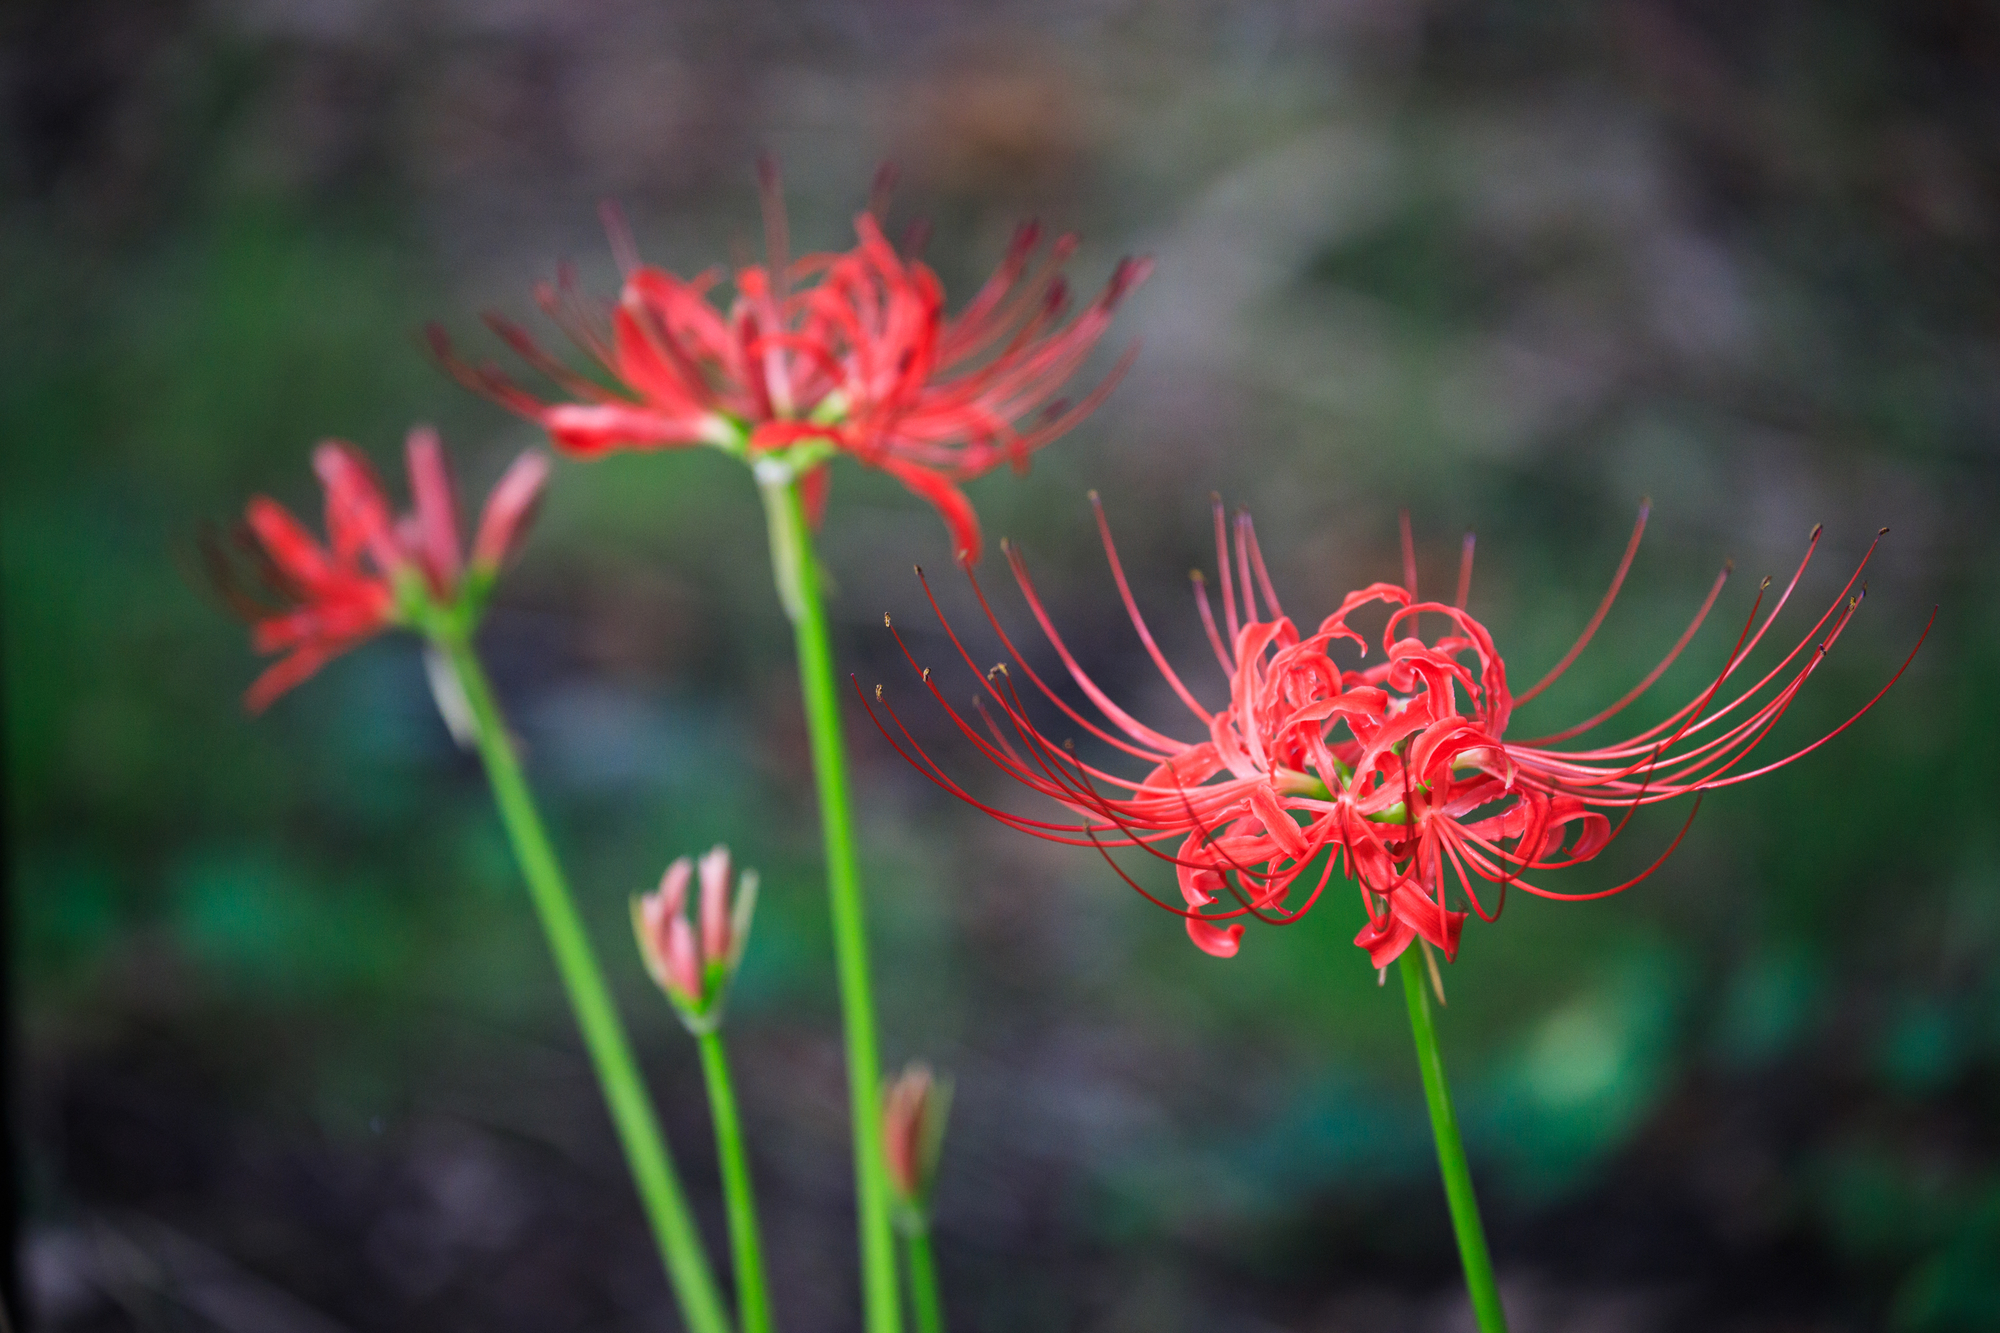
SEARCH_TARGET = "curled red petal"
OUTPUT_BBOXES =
[1186,915,1245,958]
[540,403,722,454]
[1355,910,1417,969]
[877,458,983,565]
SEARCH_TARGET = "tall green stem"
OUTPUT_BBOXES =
[901,1229,946,1333]
[697,1030,774,1333]
[442,633,731,1333]
[1398,948,1508,1333]
[757,473,902,1333]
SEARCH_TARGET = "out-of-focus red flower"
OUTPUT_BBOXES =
[864,499,1927,967]
[633,845,759,1028]
[431,165,1149,564]
[208,428,549,713]
[882,1061,951,1218]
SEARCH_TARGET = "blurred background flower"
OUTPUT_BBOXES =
[3,1,1995,1330]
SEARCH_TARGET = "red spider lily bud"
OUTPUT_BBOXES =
[632,847,759,1032]
[636,857,702,1002]
[883,1062,952,1226]
[698,845,733,968]
[214,430,552,713]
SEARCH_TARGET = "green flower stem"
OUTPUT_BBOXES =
[441,632,731,1333]
[1398,947,1508,1333]
[697,1030,774,1333]
[757,473,902,1333]
[901,1228,946,1333]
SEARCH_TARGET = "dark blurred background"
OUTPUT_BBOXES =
[4,1,1997,1329]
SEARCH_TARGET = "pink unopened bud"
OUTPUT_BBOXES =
[470,450,551,571]
[698,845,732,966]
[664,911,701,1002]
[635,857,698,1000]
[883,1062,951,1209]
[632,849,758,1024]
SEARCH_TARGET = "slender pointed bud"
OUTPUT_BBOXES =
[658,856,693,918]
[471,450,552,572]
[665,912,702,1003]
[634,857,696,995]
[883,1062,952,1221]
[698,845,733,966]
[728,871,759,971]
[635,850,759,1030]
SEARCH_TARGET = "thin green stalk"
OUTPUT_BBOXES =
[901,1229,946,1333]
[697,1030,774,1333]
[443,633,731,1333]
[1398,948,1508,1333]
[757,473,902,1333]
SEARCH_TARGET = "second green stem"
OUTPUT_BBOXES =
[1398,947,1508,1333]
[760,474,902,1333]
[442,633,730,1333]
[901,1229,946,1333]
[697,1030,773,1333]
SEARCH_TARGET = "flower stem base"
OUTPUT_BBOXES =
[444,633,730,1333]
[758,475,902,1333]
[1398,946,1509,1333]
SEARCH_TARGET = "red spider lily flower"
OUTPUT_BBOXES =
[430,164,1150,564]
[206,428,550,713]
[861,499,1928,967]
[882,1061,952,1220]
[632,845,759,1030]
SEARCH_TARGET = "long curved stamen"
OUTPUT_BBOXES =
[1090,494,1214,723]
[1191,570,1235,676]
[1240,511,1285,621]
[1213,496,1243,650]
[1521,562,1730,746]
[998,547,1187,753]
[1512,797,1704,902]
[1516,501,1649,705]
[1692,606,1932,790]
[953,561,1168,760]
